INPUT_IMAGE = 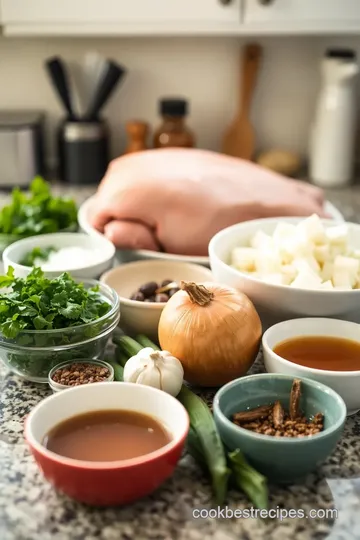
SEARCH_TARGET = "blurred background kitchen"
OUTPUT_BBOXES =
[1,1,360,198]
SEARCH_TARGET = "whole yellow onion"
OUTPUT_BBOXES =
[158,281,262,387]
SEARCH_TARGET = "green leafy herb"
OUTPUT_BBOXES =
[0,177,78,236]
[0,266,111,339]
[19,246,57,267]
[0,267,115,379]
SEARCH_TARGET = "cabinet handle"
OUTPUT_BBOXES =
[258,0,274,4]
[219,0,233,5]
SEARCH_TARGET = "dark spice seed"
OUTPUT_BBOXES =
[52,363,110,386]
[131,279,179,302]
[231,379,324,439]
[139,281,159,297]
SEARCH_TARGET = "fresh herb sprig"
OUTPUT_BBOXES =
[0,177,77,236]
[20,246,57,267]
[0,266,111,339]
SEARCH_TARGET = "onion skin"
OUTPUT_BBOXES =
[158,281,262,387]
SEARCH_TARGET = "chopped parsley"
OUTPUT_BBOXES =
[0,266,111,339]
[0,176,77,236]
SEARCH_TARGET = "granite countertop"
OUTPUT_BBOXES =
[1,183,360,540]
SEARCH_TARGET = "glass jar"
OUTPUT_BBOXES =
[153,98,195,149]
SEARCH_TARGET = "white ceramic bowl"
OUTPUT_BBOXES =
[100,259,213,341]
[2,232,116,279]
[208,217,360,327]
[79,196,343,268]
[78,196,209,266]
[262,317,360,415]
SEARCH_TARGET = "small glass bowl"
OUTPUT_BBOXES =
[48,359,114,393]
[0,279,120,383]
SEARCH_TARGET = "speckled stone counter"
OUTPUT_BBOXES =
[1,183,360,540]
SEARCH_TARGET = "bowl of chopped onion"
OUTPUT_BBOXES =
[208,215,360,325]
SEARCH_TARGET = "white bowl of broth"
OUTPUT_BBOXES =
[25,382,189,506]
[262,318,360,415]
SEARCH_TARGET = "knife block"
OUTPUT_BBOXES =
[57,119,110,184]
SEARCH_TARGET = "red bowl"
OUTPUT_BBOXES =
[25,382,189,506]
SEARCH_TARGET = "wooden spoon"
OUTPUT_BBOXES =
[222,43,262,160]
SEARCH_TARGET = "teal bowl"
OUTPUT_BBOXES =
[213,374,346,484]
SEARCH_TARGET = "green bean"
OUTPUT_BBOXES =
[135,335,160,350]
[107,361,124,382]
[228,449,268,510]
[186,426,208,473]
[112,335,143,357]
[114,348,129,368]
[178,385,230,504]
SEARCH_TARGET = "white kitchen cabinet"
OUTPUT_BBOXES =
[2,0,360,35]
[244,0,360,27]
[0,0,241,34]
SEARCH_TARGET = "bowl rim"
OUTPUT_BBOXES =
[208,216,360,295]
[213,373,347,443]
[78,196,210,264]
[100,259,213,309]
[25,381,190,469]
[48,359,115,389]
[2,232,116,273]
[262,317,360,377]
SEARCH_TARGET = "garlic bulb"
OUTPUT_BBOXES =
[123,347,184,397]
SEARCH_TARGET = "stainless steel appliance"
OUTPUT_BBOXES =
[0,111,45,188]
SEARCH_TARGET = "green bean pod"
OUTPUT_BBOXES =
[178,385,230,504]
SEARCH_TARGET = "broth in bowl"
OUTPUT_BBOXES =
[262,318,360,415]
[274,335,360,372]
[25,382,189,506]
[43,410,172,461]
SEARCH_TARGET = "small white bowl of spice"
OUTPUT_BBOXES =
[3,232,116,279]
[48,359,114,393]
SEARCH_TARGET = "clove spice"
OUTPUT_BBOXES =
[232,379,324,438]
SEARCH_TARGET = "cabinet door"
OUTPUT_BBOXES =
[1,0,241,24]
[244,0,360,24]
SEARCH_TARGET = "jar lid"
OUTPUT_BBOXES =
[325,48,356,60]
[160,98,188,117]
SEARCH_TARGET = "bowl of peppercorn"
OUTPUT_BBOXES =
[100,260,213,341]
[48,359,114,393]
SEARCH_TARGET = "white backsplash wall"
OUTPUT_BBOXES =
[0,35,359,168]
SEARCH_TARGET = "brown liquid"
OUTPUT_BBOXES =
[273,335,360,372]
[43,410,171,461]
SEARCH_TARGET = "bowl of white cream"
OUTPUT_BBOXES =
[2,232,116,279]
